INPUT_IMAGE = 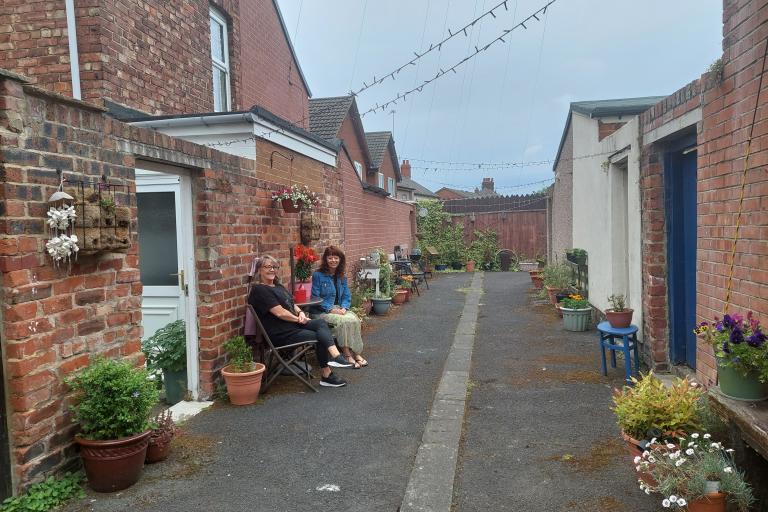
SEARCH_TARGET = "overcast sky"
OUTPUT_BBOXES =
[277,0,723,195]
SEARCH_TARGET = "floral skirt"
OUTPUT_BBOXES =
[318,310,363,354]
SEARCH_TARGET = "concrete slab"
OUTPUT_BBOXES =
[168,399,214,423]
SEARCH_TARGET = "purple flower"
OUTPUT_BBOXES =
[730,327,744,344]
[722,314,735,329]
[747,328,766,348]
[716,321,725,332]
[722,341,730,354]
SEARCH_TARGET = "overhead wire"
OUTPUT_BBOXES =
[402,0,433,149]
[347,0,370,92]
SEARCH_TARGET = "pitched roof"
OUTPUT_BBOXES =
[308,96,355,142]
[364,131,401,180]
[398,177,437,198]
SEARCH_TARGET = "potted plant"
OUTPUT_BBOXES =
[694,312,768,401]
[612,373,704,461]
[606,293,633,328]
[465,259,476,272]
[637,433,754,512]
[67,357,159,492]
[142,319,186,405]
[542,264,572,305]
[221,335,266,406]
[293,244,318,302]
[371,250,393,315]
[271,184,320,213]
[146,409,176,464]
[559,294,592,332]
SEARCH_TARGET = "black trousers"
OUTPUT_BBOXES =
[278,318,335,368]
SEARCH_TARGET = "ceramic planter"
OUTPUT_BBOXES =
[162,368,187,405]
[606,308,633,328]
[561,307,591,331]
[77,430,151,492]
[222,362,266,406]
[687,492,727,512]
[371,297,391,315]
[717,363,768,401]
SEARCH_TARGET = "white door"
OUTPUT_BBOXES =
[136,167,199,398]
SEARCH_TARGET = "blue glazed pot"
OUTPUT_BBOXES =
[371,297,391,315]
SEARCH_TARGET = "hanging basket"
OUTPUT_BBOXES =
[281,199,301,213]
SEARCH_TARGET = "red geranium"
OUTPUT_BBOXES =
[294,244,318,281]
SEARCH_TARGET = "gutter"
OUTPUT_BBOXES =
[129,113,252,129]
[64,0,81,100]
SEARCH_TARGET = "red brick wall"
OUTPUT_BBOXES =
[598,120,626,141]
[239,0,309,128]
[378,143,400,194]
[337,116,372,184]
[338,150,415,264]
[695,0,768,386]
[638,79,702,371]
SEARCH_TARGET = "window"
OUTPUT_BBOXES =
[378,172,384,189]
[354,161,363,179]
[387,177,395,193]
[210,8,231,112]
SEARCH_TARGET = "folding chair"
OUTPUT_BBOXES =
[393,261,428,295]
[244,257,318,393]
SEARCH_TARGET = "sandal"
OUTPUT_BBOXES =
[345,355,361,369]
[354,355,368,367]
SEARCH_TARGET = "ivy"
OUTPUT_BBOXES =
[0,472,85,512]
[415,200,466,265]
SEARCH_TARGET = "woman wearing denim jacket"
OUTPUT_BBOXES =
[311,246,367,368]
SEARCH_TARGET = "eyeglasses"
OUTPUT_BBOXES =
[262,265,279,271]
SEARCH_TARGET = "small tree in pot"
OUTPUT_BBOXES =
[606,293,634,328]
[221,335,266,406]
[142,319,187,405]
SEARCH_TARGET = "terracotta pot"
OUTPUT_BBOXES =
[222,362,266,406]
[76,430,151,492]
[687,492,727,512]
[606,309,634,328]
[281,198,300,213]
[392,289,407,304]
[531,274,544,289]
[403,288,411,302]
[545,286,561,306]
[620,430,656,487]
[466,260,476,272]
[145,431,173,463]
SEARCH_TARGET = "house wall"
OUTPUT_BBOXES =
[378,145,400,195]
[435,188,467,200]
[694,0,768,386]
[571,116,644,329]
[551,122,573,263]
[638,80,703,371]
[337,116,371,184]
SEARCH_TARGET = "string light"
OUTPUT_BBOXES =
[405,149,619,170]
[360,0,557,118]
[350,0,518,97]
[419,177,554,190]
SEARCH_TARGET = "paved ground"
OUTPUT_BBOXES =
[61,271,662,512]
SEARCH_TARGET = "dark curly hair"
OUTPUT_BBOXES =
[319,246,346,277]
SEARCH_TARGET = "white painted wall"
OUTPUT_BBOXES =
[571,114,643,333]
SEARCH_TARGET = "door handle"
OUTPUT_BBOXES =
[169,270,188,295]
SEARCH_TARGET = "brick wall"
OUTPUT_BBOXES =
[597,120,626,141]
[638,79,702,371]
[337,116,372,184]
[377,144,399,194]
[695,0,768,386]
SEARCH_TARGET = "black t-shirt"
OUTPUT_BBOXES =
[248,283,298,340]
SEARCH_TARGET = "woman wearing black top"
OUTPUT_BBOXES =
[248,255,353,388]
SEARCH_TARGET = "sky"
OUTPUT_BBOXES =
[277,0,723,195]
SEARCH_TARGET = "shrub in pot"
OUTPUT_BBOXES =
[606,293,633,328]
[542,264,572,305]
[142,319,187,405]
[68,357,159,492]
[221,335,266,406]
[146,409,176,463]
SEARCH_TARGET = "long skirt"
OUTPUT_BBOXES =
[318,310,363,354]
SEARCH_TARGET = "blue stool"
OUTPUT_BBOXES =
[597,321,640,384]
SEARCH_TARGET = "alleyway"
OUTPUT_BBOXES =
[61,272,658,512]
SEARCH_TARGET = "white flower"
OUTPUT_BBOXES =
[642,450,650,458]
[703,433,711,439]
[666,443,676,449]
[648,456,657,463]
[662,499,671,508]
[724,467,733,473]
[726,448,735,453]
[685,448,694,455]
[669,495,678,503]
[644,488,651,494]
[691,433,700,439]
[650,437,658,445]
[677,498,686,507]
[710,442,721,449]
[634,456,641,464]
[675,458,686,466]
[635,465,642,471]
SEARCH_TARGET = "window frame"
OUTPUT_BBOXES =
[353,161,363,179]
[387,177,395,194]
[378,172,384,189]
[209,7,231,112]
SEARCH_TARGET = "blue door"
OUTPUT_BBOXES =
[665,141,697,367]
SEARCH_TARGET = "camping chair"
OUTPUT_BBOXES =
[244,257,318,393]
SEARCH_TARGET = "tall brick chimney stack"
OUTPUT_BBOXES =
[481,177,494,191]
[401,159,411,178]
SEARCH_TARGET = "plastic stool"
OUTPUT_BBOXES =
[597,321,640,384]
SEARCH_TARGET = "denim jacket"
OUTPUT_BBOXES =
[311,271,351,312]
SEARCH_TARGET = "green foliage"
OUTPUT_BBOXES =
[376,249,393,298]
[612,373,704,440]
[142,320,186,373]
[694,312,768,382]
[560,294,589,309]
[67,358,158,441]
[414,200,466,265]
[0,472,85,512]
[223,335,254,373]
[467,229,500,270]
[542,263,572,290]
[607,294,627,311]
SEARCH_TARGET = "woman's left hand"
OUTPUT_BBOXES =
[297,311,309,324]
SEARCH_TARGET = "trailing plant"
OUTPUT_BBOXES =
[67,358,159,440]
[542,263,572,290]
[414,200,466,265]
[694,311,768,382]
[223,335,254,373]
[142,320,186,373]
[467,228,500,270]
[0,472,85,512]
[271,184,320,210]
[612,373,704,441]
[607,293,628,311]
[637,433,754,511]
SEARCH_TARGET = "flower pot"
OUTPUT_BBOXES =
[145,431,173,464]
[362,299,372,315]
[281,198,300,213]
[222,362,266,406]
[687,492,727,512]
[76,430,151,492]
[717,363,768,401]
[403,289,411,302]
[620,430,656,487]
[392,290,407,304]
[466,260,476,272]
[545,286,561,306]
[530,274,544,289]
[561,307,591,332]
[371,297,391,315]
[435,264,448,271]
[162,368,187,405]
[293,282,311,303]
[606,308,633,328]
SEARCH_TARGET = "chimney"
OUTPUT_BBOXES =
[401,159,411,178]
[481,177,494,191]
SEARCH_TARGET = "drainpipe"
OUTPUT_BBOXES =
[64,0,81,100]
